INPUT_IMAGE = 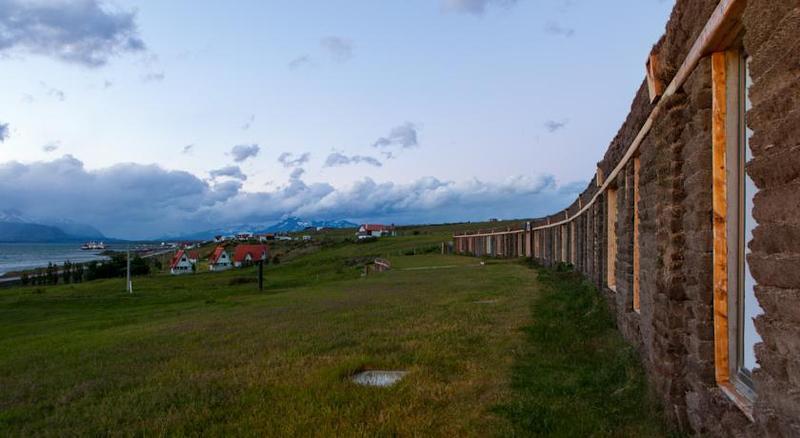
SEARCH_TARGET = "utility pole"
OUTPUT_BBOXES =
[258,260,264,291]
[126,245,133,294]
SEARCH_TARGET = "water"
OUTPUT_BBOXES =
[0,243,110,277]
[350,370,408,387]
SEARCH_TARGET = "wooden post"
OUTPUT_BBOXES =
[712,51,730,384]
[258,260,264,291]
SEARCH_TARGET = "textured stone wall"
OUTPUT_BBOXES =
[453,0,800,435]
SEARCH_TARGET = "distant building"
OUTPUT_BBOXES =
[208,246,233,271]
[236,232,254,241]
[169,250,194,275]
[232,244,269,268]
[357,224,396,239]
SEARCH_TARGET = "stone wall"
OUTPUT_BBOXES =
[452,0,800,435]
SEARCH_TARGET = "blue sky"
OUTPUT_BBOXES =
[0,0,674,239]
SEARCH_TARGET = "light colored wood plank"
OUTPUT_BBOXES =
[712,51,730,385]
[607,188,618,291]
[633,157,641,313]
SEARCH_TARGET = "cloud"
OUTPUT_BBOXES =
[21,94,34,103]
[42,142,59,153]
[443,0,519,15]
[0,0,145,67]
[103,80,113,89]
[141,71,165,82]
[0,155,240,238]
[277,152,310,168]
[209,165,247,181]
[320,36,353,62]
[544,21,575,37]
[0,155,584,239]
[0,123,8,142]
[241,114,255,130]
[230,144,260,162]
[288,55,312,70]
[372,122,419,149]
[40,82,65,101]
[544,119,568,133]
[324,152,382,168]
[181,144,194,154]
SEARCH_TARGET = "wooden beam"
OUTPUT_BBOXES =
[606,188,618,291]
[646,54,664,103]
[529,0,746,234]
[633,157,641,312]
[712,51,730,384]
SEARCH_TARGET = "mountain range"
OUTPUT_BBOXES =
[161,217,358,241]
[0,210,107,243]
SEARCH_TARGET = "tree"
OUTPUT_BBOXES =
[62,260,72,284]
[72,264,83,283]
[20,272,30,286]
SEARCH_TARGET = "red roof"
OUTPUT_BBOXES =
[232,244,269,263]
[170,249,186,269]
[361,224,393,232]
[208,246,228,264]
[188,251,199,260]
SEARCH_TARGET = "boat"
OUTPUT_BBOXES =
[81,241,107,250]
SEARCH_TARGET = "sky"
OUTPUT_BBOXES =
[0,0,675,239]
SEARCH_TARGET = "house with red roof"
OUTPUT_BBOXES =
[169,249,195,275]
[356,224,396,239]
[208,246,232,271]
[232,244,269,268]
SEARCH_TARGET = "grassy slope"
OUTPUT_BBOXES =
[495,266,676,437]
[0,230,673,436]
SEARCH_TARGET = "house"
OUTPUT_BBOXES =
[232,244,269,268]
[208,246,233,271]
[357,224,396,239]
[236,232,254,241]
[169,249,195,275]
[187,251,199,264]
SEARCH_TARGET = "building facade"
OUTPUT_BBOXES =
[453,1,799,435]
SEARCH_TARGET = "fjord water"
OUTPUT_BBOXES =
[0,243,109,276]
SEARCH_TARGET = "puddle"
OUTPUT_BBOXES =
[350,370,408,387]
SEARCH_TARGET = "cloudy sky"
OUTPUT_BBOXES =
[0,0,674,239]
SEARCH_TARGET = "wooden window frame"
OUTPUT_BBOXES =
[606,187,618,291]
[712,49,756,419]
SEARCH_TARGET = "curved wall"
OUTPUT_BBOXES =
[453,0,800,436]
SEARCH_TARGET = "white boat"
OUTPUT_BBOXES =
[81,241,107,250]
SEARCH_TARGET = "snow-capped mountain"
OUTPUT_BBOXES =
[162,217,358,241]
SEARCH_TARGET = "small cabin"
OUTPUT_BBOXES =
[208,246,232,271]
[170,250,195,275]
[232,244,269,268]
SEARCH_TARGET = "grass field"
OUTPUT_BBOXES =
[0,231,674,436]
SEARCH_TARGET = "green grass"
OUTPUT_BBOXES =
[494,264,676,437]
[0,232,673,436]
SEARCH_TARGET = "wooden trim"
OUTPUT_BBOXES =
[633,157,641,312]
[646,54,664,103]
[712,51,730,384]
[522,0,746,234]
[607,188,618,291]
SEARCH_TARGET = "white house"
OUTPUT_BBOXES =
[170,250,195,275]
[357,224,396,239]
[208,246,233,271]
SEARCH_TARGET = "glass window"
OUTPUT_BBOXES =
[739,57,762,378]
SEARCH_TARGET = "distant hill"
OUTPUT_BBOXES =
[0,222,72,243]
[0,209,107,242]
[162,217,358,241]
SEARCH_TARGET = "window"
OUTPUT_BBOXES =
[606,187,618,291]
[712,50,761,412]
